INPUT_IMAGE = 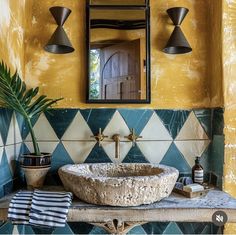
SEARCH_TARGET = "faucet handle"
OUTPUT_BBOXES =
[125,128,142,146]
[91,128,108,147]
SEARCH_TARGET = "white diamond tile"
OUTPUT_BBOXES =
[25,141,59,154]
[140,113,172,140]
[0,146,4,164]
[62,141,96,163]
[103,111,130,141]
[5,143,21,175]
[137,141,172,164]
[0,131,3,147]
[176,111,209,140]
[6,114,15,145]
[175,140,210,167]
[14,112,23,144]
[25,113,59,141]
[62,112,93,141]
[101,141,133,163]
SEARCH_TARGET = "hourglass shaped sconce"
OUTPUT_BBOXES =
[163,7,192,54]
[44,6,75,54]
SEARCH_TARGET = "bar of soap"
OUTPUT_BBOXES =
[183,184,204,192]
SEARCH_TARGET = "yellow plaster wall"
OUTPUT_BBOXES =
[24,0,221,109]
[0,0,25,76]
[223,0,236,233]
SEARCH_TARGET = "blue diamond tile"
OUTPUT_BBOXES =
[45,109,78,139]
[45,142,74,185]
[142,222,169,234]
[17,225,35,234]
[0,185,4,198]
[160,143,191,174]
[155,110,190,139]
[53,223,74,234]
[128,225,147,234]
[89,226,108,234]
[0,150,12,185]
[119,109,153,135]
[212,108,224,135]
[199,142,212,177]
[0,108,13,144]
[50,142,74,172]
[123,145,149,163]
[15,112,40,140]
[68,222,94,234]
[176,222,196,234]
[194,109,212,138]
[85,143,112,163]
[80,109,116,134]
[163,222,182,234]
[32,226,54,234]
[211,135,224,188]
[0,221,14,234]
[3,180,13,196]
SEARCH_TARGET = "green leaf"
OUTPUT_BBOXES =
[0,61,63,155]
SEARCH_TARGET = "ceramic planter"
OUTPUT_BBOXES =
[20,153,52,189]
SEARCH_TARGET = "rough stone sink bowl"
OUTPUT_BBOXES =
[58,163,179,207]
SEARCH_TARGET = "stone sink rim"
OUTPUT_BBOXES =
[59,163,178,181]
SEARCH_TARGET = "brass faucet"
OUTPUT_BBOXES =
[112,134,120,159]
[125,128,142,147]
[91,128,108,147]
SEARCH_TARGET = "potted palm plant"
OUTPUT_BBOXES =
[0,62,62,189]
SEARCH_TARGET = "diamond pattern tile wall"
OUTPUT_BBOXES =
[62,112,94,141]
[137,141,172,164]
[62,141,96,163]
[175,140,210,168]
[103,111,130,140]
[25,113,58,141]
[176,111,209,140]
[0,108,224,235]
[140,113,173,141]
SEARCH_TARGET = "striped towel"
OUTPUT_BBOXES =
[29,190,73,228]
[8,191,33,225]
[8,190,73,228]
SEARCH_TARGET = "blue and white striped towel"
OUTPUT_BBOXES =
[8,190,73,228]
[29,190,73,228]
[8,191,33,225]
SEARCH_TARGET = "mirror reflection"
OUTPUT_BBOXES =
[87,0,150,103]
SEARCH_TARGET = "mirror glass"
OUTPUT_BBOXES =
[87,0,150,103]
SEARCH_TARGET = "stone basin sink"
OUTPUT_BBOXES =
[58,163,179,207]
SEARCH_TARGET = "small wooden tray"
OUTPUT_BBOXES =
[173,186,214,198]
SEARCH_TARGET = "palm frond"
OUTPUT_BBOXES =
[0,61,63,155]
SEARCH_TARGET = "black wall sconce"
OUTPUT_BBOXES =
[44,6,75,54]
[163,7,192,54]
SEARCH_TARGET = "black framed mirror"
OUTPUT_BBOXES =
[86,0,150,103]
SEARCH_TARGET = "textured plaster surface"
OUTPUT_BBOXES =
[59,163,179,206]
[223,0,236,233]
[23,0,222,109]
[0,0,25,76]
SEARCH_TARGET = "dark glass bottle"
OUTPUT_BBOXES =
[192,157,204,184]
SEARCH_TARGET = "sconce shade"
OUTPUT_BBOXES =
[163,26,192,54]
[50,6,71,26]
[167,7,189,26]
[44,6,74,54]
[44,26,74,54]
[163,7,192,54]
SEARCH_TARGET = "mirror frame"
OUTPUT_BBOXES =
[86,0,151,104]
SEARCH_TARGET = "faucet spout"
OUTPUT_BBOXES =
[112,134,120,159]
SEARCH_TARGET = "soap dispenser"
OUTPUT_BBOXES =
[192,157,204,184]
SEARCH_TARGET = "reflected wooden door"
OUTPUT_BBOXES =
[100,39,141,100]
